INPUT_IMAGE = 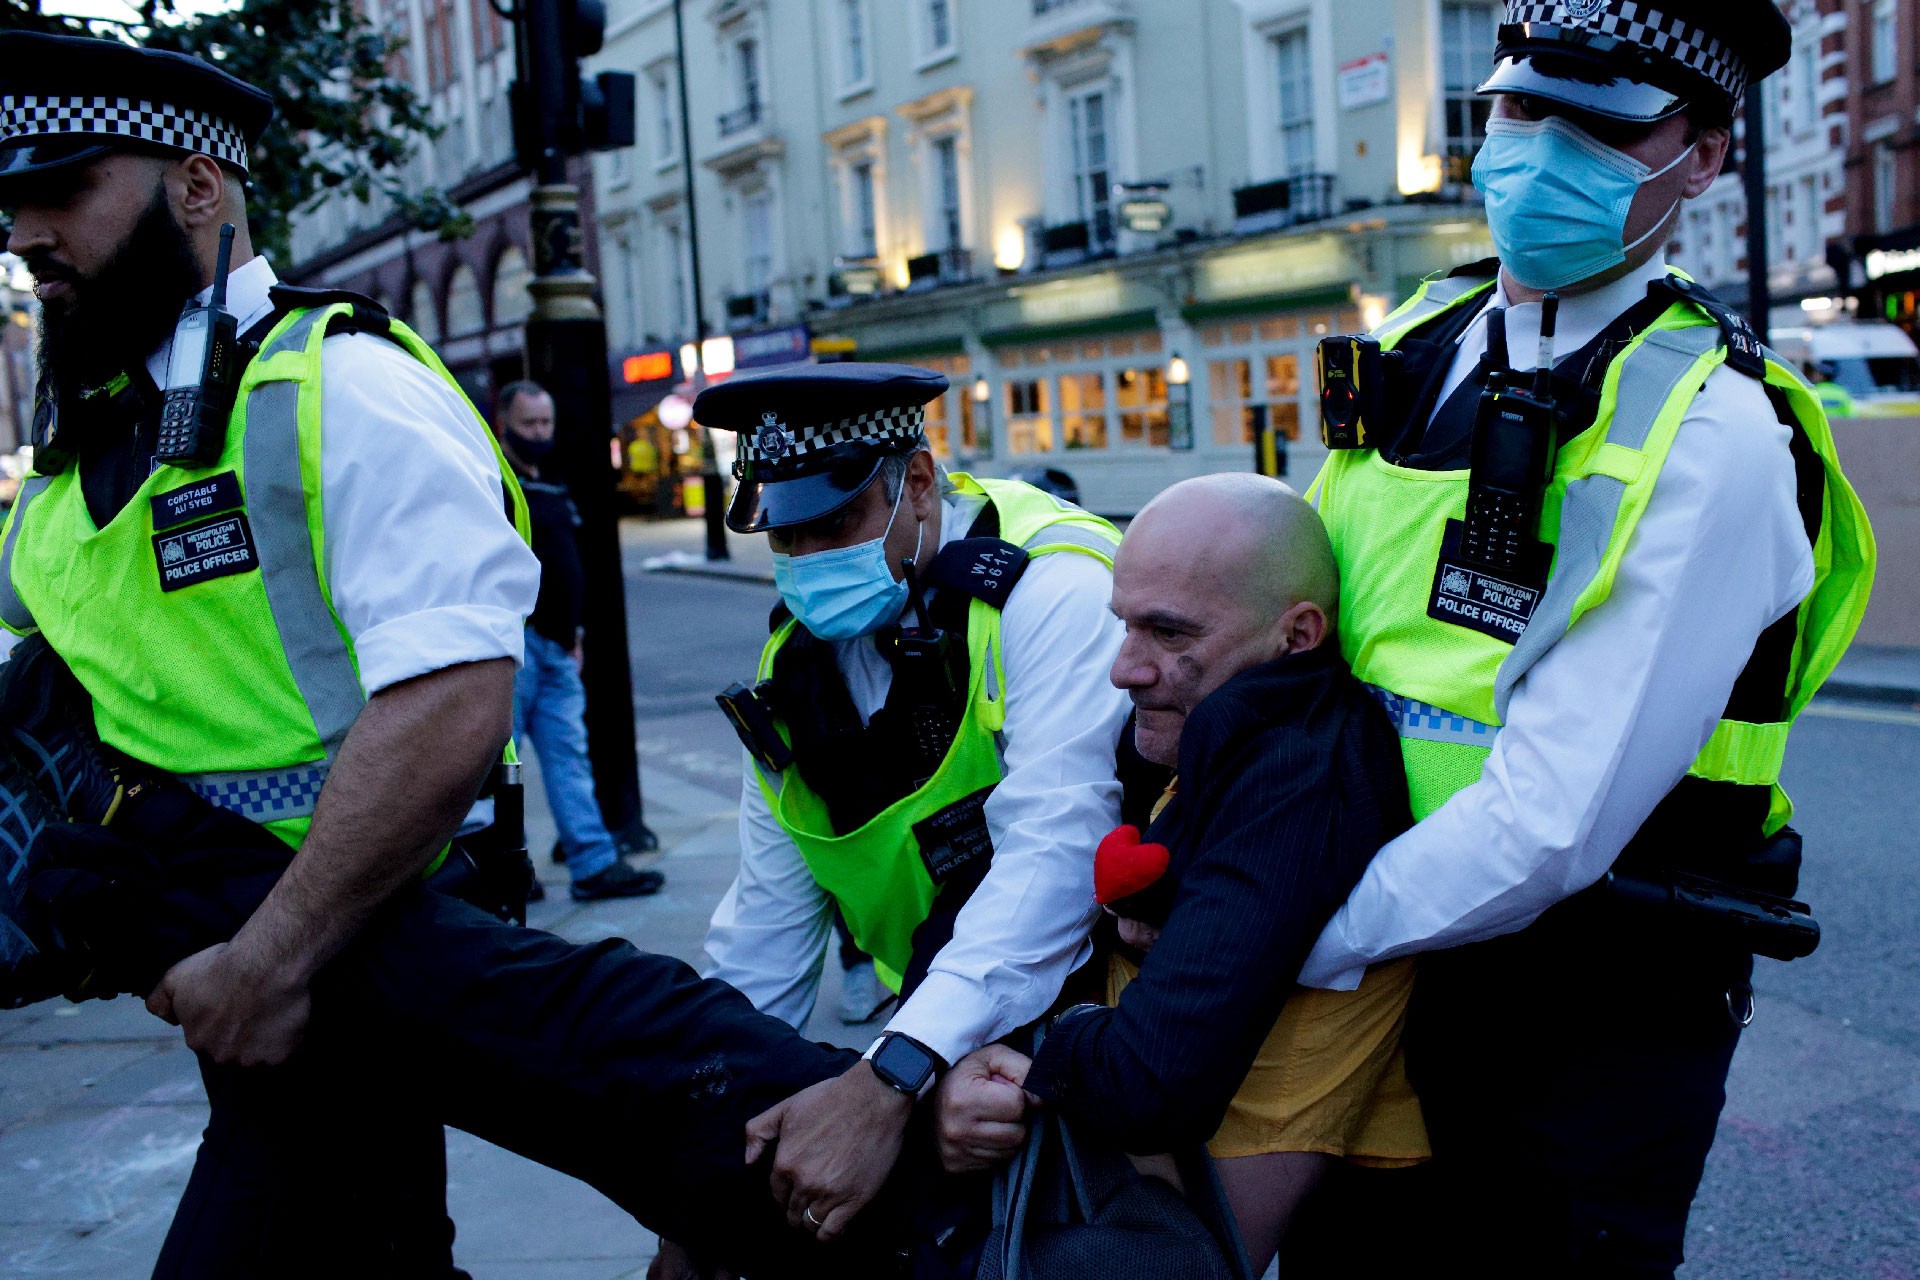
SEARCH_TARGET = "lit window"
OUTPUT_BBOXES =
[1439,0,1497,183]
[1273,29,1314,176]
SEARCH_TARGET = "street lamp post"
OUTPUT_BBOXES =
[514,0,649,843]
[671,0,730,561]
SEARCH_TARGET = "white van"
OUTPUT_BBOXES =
[1770,320,1920,415]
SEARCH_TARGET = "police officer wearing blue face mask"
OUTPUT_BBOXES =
[1293,2,1875,1275]
[686,363,1137,1250]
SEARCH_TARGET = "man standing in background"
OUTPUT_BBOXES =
[494,380,662,902]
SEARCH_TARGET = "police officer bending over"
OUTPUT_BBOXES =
[1295,3,1874,1274]
[0,32,540,1276]
[690,365,1133,1250]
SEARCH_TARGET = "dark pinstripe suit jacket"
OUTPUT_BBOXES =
[1024,644,1411,1154]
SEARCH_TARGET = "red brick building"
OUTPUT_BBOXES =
[1840,0,1920,336]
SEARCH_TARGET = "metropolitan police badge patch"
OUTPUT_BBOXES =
[1561,0,1606,22]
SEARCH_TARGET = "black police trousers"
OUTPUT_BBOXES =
[1404,894,1748,1278]
[39,781,916,1279]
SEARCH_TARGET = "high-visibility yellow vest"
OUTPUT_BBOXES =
[1310,272,1875,834]
[0,302,530,850]
[751,475,1119,990]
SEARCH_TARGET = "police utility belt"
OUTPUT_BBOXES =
[1316,280,1820,963]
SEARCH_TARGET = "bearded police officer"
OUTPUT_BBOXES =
[693,364,1133,1244]
[1294,3,1875,1274]
[0,32,540,1277]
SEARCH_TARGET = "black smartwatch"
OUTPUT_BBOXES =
[868,1032,945,1099]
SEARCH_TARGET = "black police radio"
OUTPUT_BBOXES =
[155,222,243,468]
[879,557,967,790]
[1459,295,1560,578]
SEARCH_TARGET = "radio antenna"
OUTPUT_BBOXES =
[210,223,235,313]
[1535,292,1560,399]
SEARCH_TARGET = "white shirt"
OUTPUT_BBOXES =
[704,490,1130,1065]
[1300,254,1819,990]
[145,257,539,695]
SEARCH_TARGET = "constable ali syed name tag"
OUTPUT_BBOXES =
[150,471,243,530]
[154,511,259,592]
[913,785,996,885]
[1427,519,1548,646]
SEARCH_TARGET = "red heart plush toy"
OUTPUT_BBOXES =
[1094,824,1171,905]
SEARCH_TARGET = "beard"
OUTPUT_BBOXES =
[30,182,203,398]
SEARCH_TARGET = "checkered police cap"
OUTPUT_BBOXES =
[1506,1,1761,103]
[737,404,927,466]
[0,94,251,172]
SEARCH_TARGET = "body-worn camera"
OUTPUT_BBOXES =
[1316,334,1395,450]
[717,680,793,774]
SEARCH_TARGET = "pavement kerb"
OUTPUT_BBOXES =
[646,562,776,587]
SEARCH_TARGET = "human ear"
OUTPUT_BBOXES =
[1278,601,1328,655]
[174,154,228,231]
[1682,127,1731,199]
[907,449,940,520]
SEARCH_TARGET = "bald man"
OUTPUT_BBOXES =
[933,475,1424,1271]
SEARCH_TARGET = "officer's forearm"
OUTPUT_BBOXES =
[227,658,516,983]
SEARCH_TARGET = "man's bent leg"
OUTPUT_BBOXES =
[313,889,908,1277]
[155,1057,466,1280]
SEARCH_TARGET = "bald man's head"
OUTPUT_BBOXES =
[1109,474,1341,766]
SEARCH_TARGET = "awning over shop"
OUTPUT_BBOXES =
[980,308,1161,348]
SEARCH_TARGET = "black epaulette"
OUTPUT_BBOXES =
[1447,256,1502,280]
[263,283,394,340]
[924,537,1030,611]
[1658,276,1767,380]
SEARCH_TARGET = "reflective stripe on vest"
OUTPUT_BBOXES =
[182,760,328,822]
[243,376,364,764]
[0,474,51,633]
[1492,324,1721,718]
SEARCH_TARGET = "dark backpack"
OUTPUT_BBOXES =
[975,1042,1253,1280]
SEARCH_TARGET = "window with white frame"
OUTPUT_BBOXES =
[1799,175,1820,263]
[1790,41,1816,136]
[1272,27,1314,177]
[921,0,956,62]
[743,189,775,298]
[849,160,879,258]
[1874,143,1897,233]
[737,38,762,112]
[1067,86,1114,248]
[916,354,979,457]
[840,0,870,91]
[1440,1,1498,183]
[658,218,689,336]
[1199,307,1358,463]
[932,136,963,251]
[994,331,1168,456]
[1871,0,1897,85]
[649,65,677,163]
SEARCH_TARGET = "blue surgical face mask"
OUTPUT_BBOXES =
[1472,115,1694,292]
[771,483,923,641]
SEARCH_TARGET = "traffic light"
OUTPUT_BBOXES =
[512,0,636,175]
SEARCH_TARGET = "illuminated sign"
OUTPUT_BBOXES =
[622,350,675,383]
[1119,198,1171,233]
[1865,247,1920,281]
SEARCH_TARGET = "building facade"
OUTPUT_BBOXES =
[1669,0,1849,319]
[285,0,596,413]
[1838,0,1920,336]
[591,0,1501,515]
